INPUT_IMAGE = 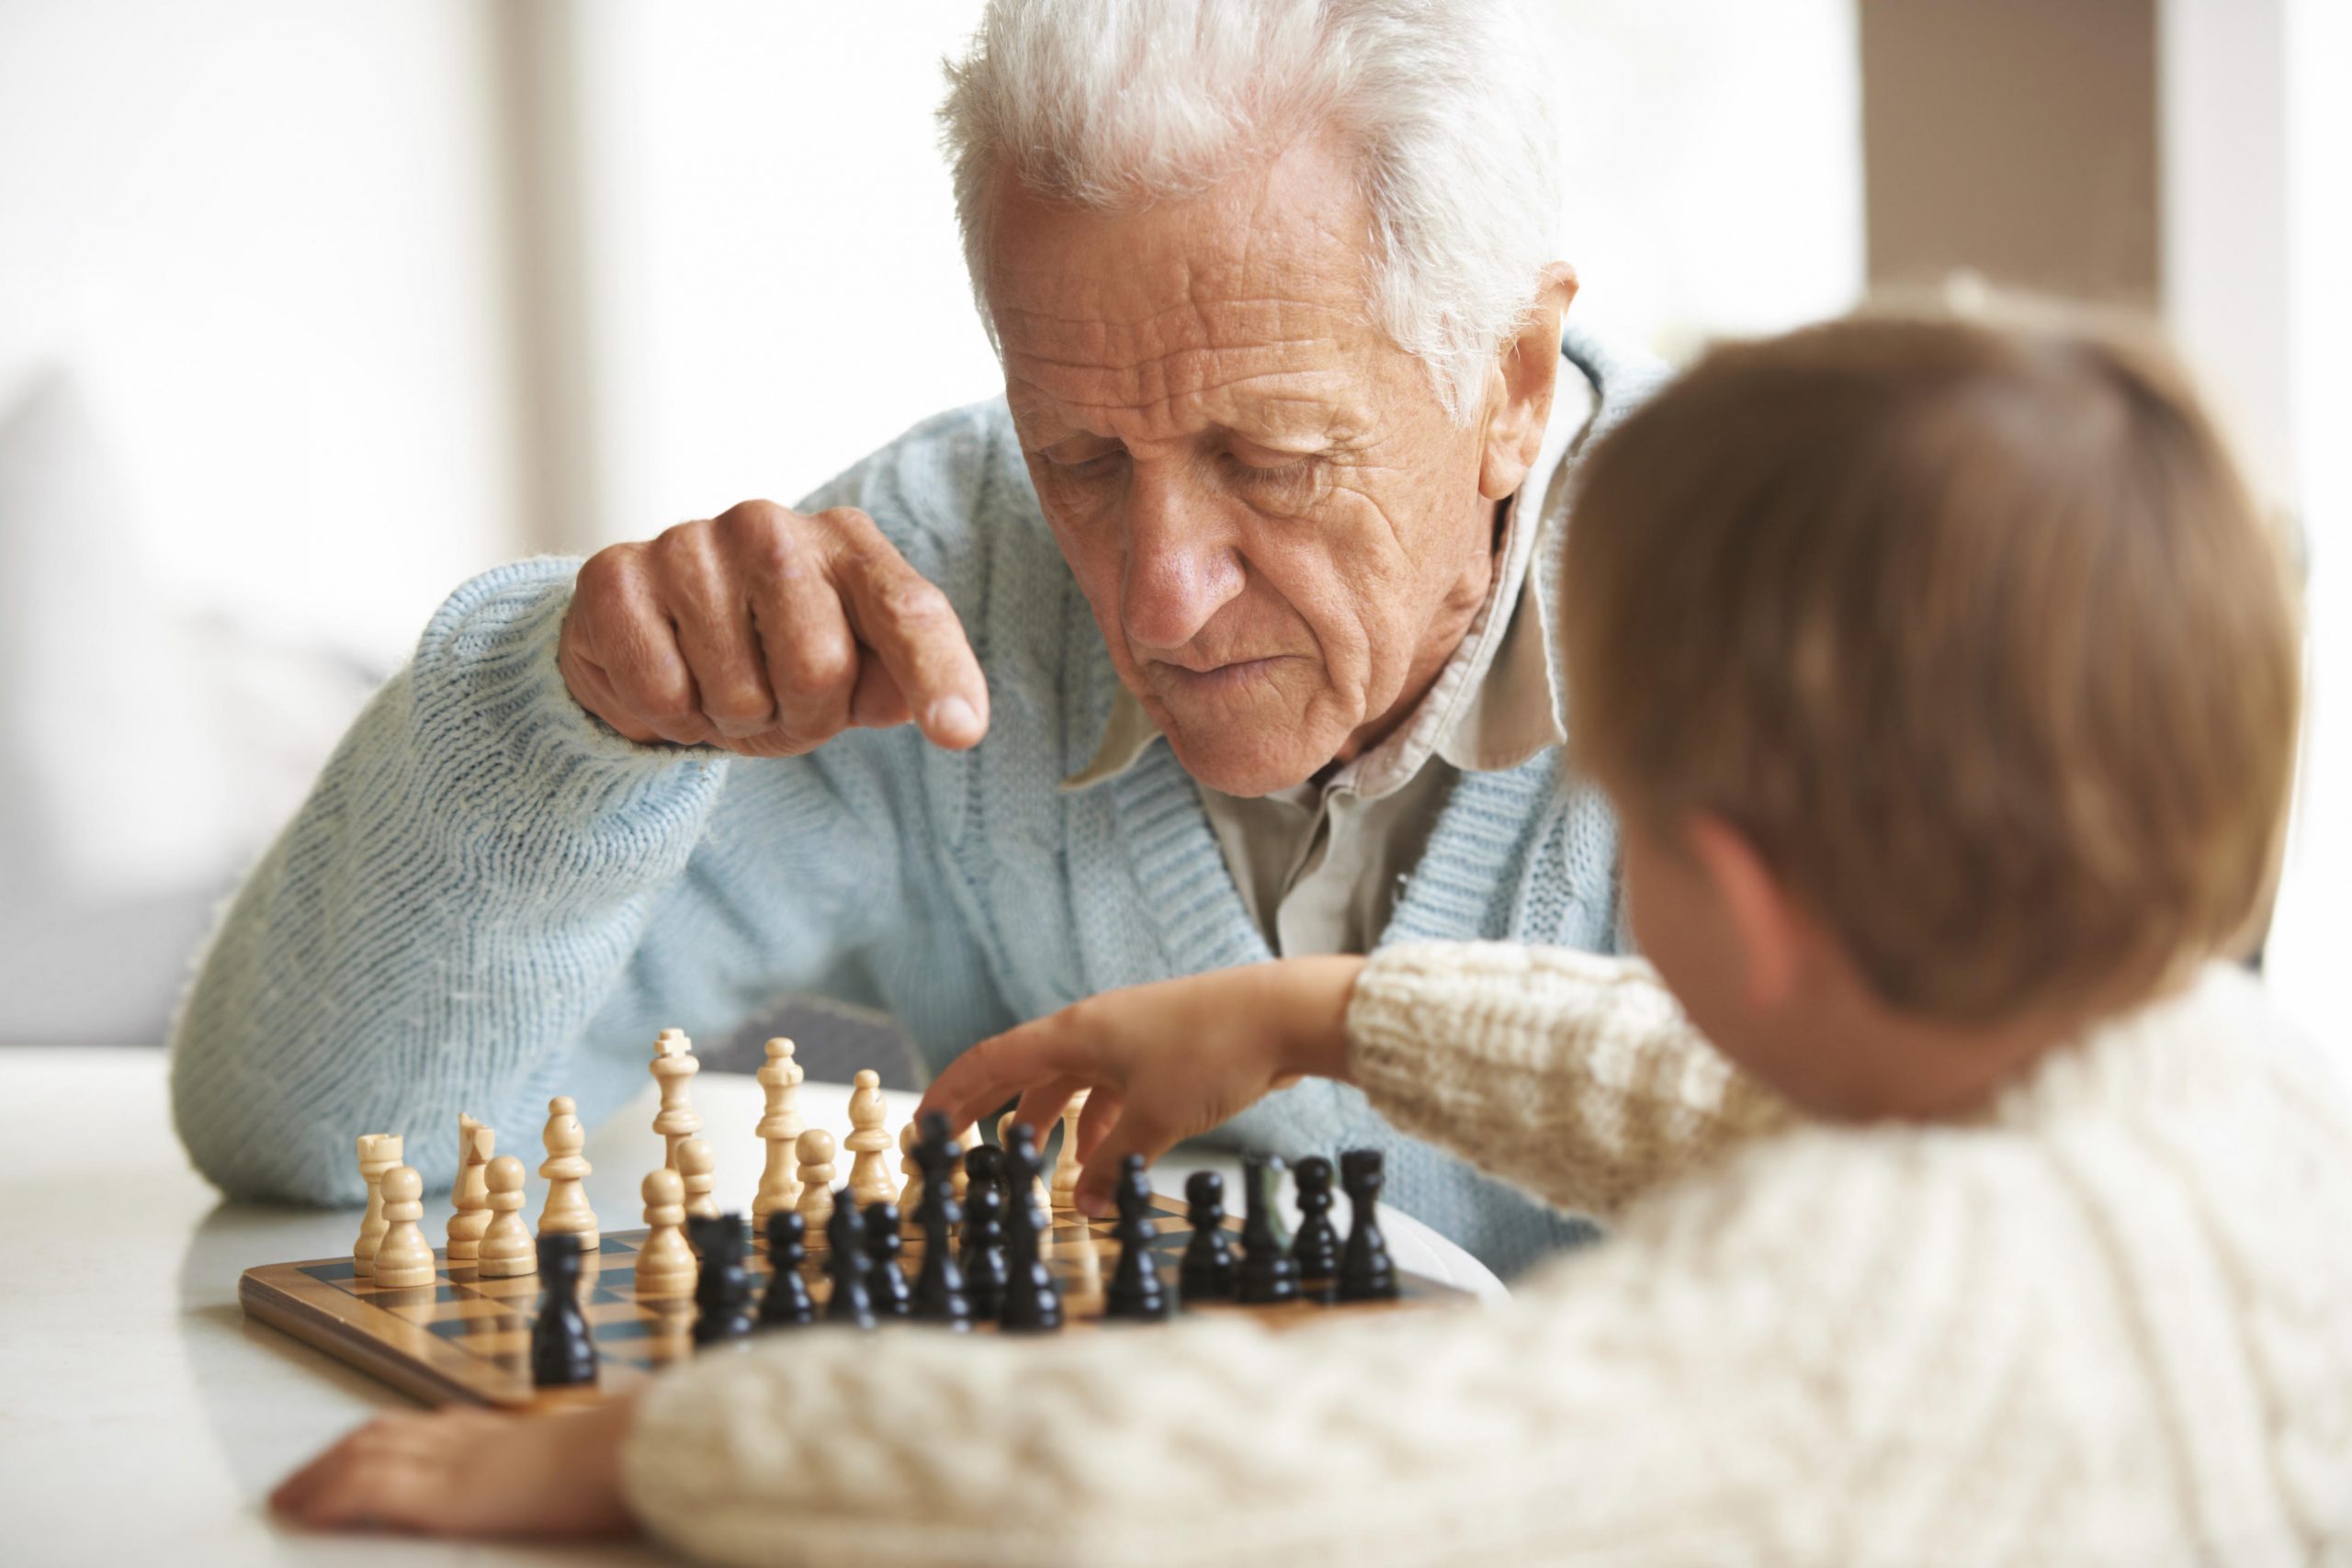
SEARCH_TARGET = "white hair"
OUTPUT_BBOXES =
[939,0,1563,421]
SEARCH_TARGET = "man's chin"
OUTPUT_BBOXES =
[1159,728,1340,798]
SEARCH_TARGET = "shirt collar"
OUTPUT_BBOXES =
[1061,356,1589,796]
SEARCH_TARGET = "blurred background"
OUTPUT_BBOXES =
[1,1,2345,1068]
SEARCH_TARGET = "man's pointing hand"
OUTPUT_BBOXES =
[558,501,989,757]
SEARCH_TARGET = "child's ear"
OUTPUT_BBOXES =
[1477,264,1578,502]
[1684,813,1804,1013]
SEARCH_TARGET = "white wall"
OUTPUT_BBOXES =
[0,0,524,660]
[2264,0,2352,1050]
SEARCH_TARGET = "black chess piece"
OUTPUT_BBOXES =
[1338,1148,1399,1303]
[958,1157,1011,1320]
[689,1213,757,1346]
[1003,1121,1053,1236]
[910,1113,972,1328]
[824,1190,877,1328]
[1102,1153,1170,1321]
[1235,1153,1299,1305]
[999,1124,1063,1333]
[1178,1169,1238,1302]
[529,1232,598,1388]
[757,1209,816,1328]
[1291,1155,1341,1303]
[864,1201,912,1317]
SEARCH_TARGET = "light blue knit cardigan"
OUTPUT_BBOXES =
[170,330,1659,1277]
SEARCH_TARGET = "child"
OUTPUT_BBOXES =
[273,310,2352,1564]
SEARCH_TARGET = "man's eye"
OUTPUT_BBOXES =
[1224,452,1311,483]
[1050,450,1125,479]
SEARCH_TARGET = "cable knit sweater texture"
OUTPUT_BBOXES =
[167,332,1660,1278]
[621,945,2352,1567]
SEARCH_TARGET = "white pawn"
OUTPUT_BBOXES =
[677,1136,718,1221]
[951,1122,979,1202]
[898,1121,922,1215]
[371,1167,436,1289]
[752,1038,806,1229]
[635,1168,696,1298]
[447,1115,495,1261]
[353,1133,403,1278]
[1052,1089,1091,1205]
[844,1069,897,1208]
[477,1156,536,1279]
[794,1128,837,1228]
[537,1095,599,1250]
[999,1110,1052,1209]
[650,1029,703,1170]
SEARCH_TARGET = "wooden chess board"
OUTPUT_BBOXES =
[240,1192,1467,1411]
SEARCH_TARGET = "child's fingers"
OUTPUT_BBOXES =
[1074,1083,1125,1163]
[1009,1078,1090,1147]
[1073,1108,1181,1217]
[918,1018,1092,1134]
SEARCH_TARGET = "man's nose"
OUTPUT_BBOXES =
[1119,466,1244,652]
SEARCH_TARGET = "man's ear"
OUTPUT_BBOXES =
[1478,263,1579,502]
[1684,813,1805,1012]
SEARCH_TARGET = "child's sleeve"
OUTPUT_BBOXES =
[1345,941,1797,1217]
[617,1182,1853,1567]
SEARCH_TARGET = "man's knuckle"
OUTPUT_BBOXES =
[874,574,953,631]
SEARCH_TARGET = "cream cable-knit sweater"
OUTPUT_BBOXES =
[622,944,2352,1567]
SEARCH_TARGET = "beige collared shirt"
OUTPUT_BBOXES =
[1060,366,1594,955]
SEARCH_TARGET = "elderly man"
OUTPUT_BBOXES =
[171,0,1657,1275]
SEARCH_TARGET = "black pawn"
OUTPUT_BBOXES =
[999,1124,1063,1333]
[958,1156,1011,1321]
[824,1191,876,1328]
[1291,1156,1341,1303]
[1179,1170,1237,1302]
[689,1213,757,1346]
[757,1210,815,1328]
[529,1232,598,1388]
[1003,1121,1052,1236]
[1338,1149,1399,1303]
[1235,1154,1299,1305]
[1102,1154,1170,1321]
[864,1201,911,1317]
[910,1114,971,1328]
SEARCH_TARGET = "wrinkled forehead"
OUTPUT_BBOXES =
[982,147,1391,447]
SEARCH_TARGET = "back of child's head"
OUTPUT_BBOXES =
[1564,308,2301,1024]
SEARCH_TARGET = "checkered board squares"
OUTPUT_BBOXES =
[240,1194,1464,1411]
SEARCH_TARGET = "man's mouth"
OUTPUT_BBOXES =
[1151,655,1291,695]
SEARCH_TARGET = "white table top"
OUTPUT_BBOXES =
[0,1047,1501,1565]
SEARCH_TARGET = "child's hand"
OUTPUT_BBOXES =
[917,955,1364,1215]
[270,1397,638,1540]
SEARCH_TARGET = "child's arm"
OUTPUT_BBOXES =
[919,941,1795,1221]
[1346,941,1795,1216]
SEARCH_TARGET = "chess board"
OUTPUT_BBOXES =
[240,1191,1468,1411]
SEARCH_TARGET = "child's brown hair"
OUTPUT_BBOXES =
[1564,309,2302,1022]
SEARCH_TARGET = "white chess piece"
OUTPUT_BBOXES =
[999,1110,1051,1209]
[752,1038,806,1229]
[477,1156,536,1279]
[1052,1089,1091,1205]
[898,1121,922,1216]
[635,1168,696,1298]
[371,1166,436,1289]
[354,1133,402,1278]
[447,1115,495,1261]
[677,1136,718,1221]
[951,1122,979,1202]
[537,1096,600,1250]
[794,1128,838,1228]
[844,1069,897,1208]
[650,1029,703,1170]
